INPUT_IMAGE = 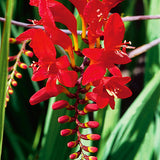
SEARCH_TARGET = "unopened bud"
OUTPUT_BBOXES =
[67,140,79,148]
[85,121,99,128]
[15,71,22,79]
[24,50,34,57]
[8,55,17,61]
[52,100,69,110]
[58,115,75,123]
[84,104,99,113]
[6,94,9,102]
[8,87,13,95]
[78,121,99,128]
[11,79,17,87]
[60,129,76,136]
[9,38,16,44]
[80,134,101,141]
[84,155,97,160]
[69,151,81,159]
[18,62,27,69]
[82,146,98,153]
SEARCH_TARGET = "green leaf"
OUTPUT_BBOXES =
[0,0,14,157]
[99,70,160,160]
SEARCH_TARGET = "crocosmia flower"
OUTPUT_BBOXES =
[86,76,132,109]
[82,13,131,85]
[83,0,124,47]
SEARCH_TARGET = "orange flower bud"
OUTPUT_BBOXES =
[84,121,99,128]
[84,155,97,160]
[82,146,98,153]
[15,71,22,79]
[84,104,99,113]
[69,151,81,159]
[8,55,17,61]
[24,50,34,57]
[6,94,9,102]
[8,87,13,95]
[58,115,75,123]
[52,100,69,110]
[9,38,17,44]
[60,129,76,136]
[67,140,79,148]
[11,79,17,87]
[80,134,101,141]
[18,62,28,69]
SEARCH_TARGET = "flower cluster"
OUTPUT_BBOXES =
[15,0,133,159]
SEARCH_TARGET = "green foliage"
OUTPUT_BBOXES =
[0,0,14,157]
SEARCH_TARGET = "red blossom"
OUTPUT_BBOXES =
[82,13,131,85]
[86,76,132,109]
[83,0,124,46]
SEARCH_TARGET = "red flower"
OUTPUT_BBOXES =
[83,0,123,46]
[86,76,132,109]
[16,28,78,105]
[82,13,131,85]
[17,28,78,87]
[29,0,76,67]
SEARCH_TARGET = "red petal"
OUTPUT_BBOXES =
[96,95,110,109]
[38,0,73,51]
[82,48,103,61]
[103,0,124,10]
[56,55,70,69]
[69,0,87,16]
[49,1,77,36]
[29,87,51,105]
[104,13,125,50]
[16,28,36,42]
[82,64,106,85]
[30,29,56,61]
[58,70,78,87]
[108,65,122,76]
[31,65,49,81]
[86,92,97,102]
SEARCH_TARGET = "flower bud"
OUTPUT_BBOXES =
[9,38,17,44]
[6,94,9,102]
[80,134,101,141]
[18,62,27,69]
[24,50,33,57]
[14,71,22,79]
[11,79,17,87]
[69,151,81,159]
[84,121,99,128]
[8,87,13,95]
[52,100,69,110]
[84,104,99,113]
[8,55,17,61]
[82,146,98,153]
[60,128,76,136]
[78,121,99,128]
[67,140,79,148]
[84,155,97,160]
[58,115,75,123]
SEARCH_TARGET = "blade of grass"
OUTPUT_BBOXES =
[0,0,14,157]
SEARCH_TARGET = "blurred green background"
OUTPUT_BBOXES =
[0,0,160,160]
